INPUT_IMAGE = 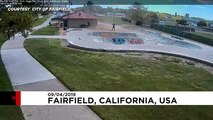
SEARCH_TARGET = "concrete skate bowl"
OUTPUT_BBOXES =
[89,31,201,49]
[91,32,144,45]
[67,31,213,65]
[139,30,202,50]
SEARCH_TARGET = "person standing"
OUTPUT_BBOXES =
[87,21,90,27]
[112,23,116,30]
[49,21,52,26]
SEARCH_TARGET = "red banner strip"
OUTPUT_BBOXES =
[16,91,21,106]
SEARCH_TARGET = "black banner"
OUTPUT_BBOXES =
[0,91,20,105]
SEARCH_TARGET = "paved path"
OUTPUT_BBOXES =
[33,16,54,31]
[1,16,101,120]
[28,35,66,39]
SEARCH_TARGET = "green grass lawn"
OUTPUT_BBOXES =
[0,34,24,120]
[98,16,132,25]
[33,14,52,27]
[192,32,213,40]
[32,26,59,35]
[25,39,213,120]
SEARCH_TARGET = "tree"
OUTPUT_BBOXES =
[86,1,94,12]
[127,2,147,25]
[68,0,73,5]
[141,12,159,27]
[149,13,159,23]
[17,12,34,37]
[197,20,207,27]
[87,1,94,5]
[0,12,34,39]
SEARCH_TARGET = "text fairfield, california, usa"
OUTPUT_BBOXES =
[48,96,177,105]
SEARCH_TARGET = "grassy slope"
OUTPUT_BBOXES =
[32,26,59,35]
[0,34,24,120]
[33,14,52,27]
[0,34,13,90]
[25,39,213,120]
[192,32,213,40]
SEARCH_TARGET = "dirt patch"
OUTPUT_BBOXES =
[93,22,128,31]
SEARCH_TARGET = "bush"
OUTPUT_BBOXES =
[136,21,142,26]
[122,18,132,23]
[197,20,207,27]
[80,24,87,28]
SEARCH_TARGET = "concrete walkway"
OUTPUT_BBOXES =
[1,16,101,120]
[33,15,54,31]
[28,35,66,39]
